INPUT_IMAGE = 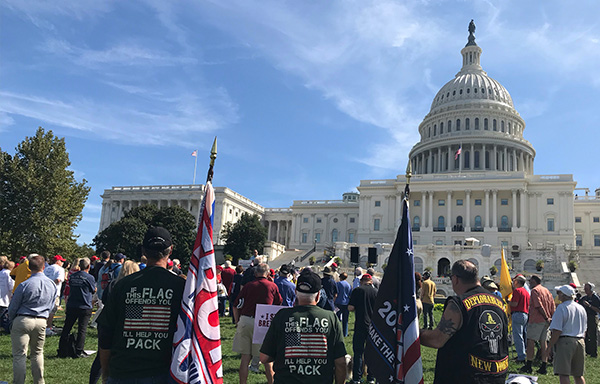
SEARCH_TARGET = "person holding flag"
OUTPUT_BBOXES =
[170,138,224,384]
[364,168,424,384]
[420,260,509,383]
[98,227,185,383]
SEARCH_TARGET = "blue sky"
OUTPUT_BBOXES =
[2,1,599,246]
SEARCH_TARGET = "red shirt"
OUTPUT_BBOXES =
[221,267,235,294]
[234,277,282,317]
[511,286,531,314]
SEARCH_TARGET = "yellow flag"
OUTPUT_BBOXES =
[499,248,513,301]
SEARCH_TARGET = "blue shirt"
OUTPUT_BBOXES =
[321,275,338,311]
[8,272,56,321]
[67,271,96,309]
[335,280,352,306]
[274,275,296,307]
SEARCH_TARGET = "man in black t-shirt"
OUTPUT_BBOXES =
[260,270,347,384]
[581,282,600,357]
[348,273,378,384]
[58,257,96,358]
[97,227,185,382]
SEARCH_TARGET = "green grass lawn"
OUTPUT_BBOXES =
[2,308,600,383]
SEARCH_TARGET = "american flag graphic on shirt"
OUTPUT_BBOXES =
[285,333,327,358]
[124,305,171,331]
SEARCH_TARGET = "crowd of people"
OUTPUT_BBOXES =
[1,239,600,383]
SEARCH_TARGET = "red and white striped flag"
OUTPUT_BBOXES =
[191,150,198,157]
[170,181,222,383]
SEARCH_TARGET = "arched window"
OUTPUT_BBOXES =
[524,259,537,272]
[501,120,505,132]
[484,118,489,130]
[433,125,436,136]
[428,127,431,137]
[438,258,451,277]
[456,216,463,224]
[413,216,420,229]
[464,151,470,168]
[438,216,445,228]
[414,257,424,274]
[465,118,470,130]
[485,151,490,169]
[508,122,512,134]
[475,118,479,130]
[456,119,461,131]
[448,120,452,132]
[434,124,437,135]
[331,229,338,243]
[501,215,509,228]
[493,119,497,131]
[474,151,480,168]
[440,122,444,133]
[474,215,482,228]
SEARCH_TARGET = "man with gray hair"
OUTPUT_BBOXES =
[58,257,96,358]
[8,254,56,384]
[366,267,380,289]
[260,270,347,383]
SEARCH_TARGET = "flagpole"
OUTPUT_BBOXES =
[192,152,198,185]
[405,161,412,199]
[206,137,217,184]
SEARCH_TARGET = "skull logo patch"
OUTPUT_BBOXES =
[479,310,503,354]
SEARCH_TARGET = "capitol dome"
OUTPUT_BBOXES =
[409,21,535,176]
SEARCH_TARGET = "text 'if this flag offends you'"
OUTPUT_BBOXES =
[170,181,223,384]
[365,197,423,384]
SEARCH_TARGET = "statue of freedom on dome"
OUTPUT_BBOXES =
[466,19,477,46]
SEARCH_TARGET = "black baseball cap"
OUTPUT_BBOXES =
[143,227,172,250]
[297,270,321,293]
[279,264,290,275]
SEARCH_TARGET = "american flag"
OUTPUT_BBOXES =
[284,333,327,358]
[191,150,198,157]
[170,181,223,384]
[455,146,462,160]
[124,305,170,331]
[365,196,423,384]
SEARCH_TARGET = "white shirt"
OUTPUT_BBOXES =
[44,264,65,299]
[0,269,15,307]
[549,299,587,337]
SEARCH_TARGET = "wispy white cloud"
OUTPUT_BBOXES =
[3,0,112,20]
[84,203,103,213]
[0,89,238,146]
[40,38,197,68]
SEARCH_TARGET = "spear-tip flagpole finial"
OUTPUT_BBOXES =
[206,137,217,183]
[404,161,412,199]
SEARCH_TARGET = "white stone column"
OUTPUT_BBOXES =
[267,221,272,241]
[429,151,434,174]
[492,190,498,229]
[438,148,442,173]
[421,191,427,228]
[519,151,524,172]
[520,189,527,228]
[511,189,517,230]
[446,191,452,232]
[429,191,434,229]
[493,146,497,170]
[482,144,487,169]
[447,146,452,171]
[485,190,490,228]
[470,144,474,169]
[512,150,517,172]
[504,147,508,171]
[466,190,471,231]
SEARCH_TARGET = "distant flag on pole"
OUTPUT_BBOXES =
[455,146,462,160]
[191,150,198,157]
[170,180,223,383]
[365,195,423,384]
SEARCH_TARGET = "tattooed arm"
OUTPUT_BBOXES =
[420,299,463,349]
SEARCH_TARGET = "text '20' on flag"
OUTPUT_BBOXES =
[171,138,222,384]
[365,185,423,383]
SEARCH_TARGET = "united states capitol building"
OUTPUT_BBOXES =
[99,23,600,293]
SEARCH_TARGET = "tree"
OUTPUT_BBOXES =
[221,213,267,264]
[93,205,196,268]
[0,127,90,258]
